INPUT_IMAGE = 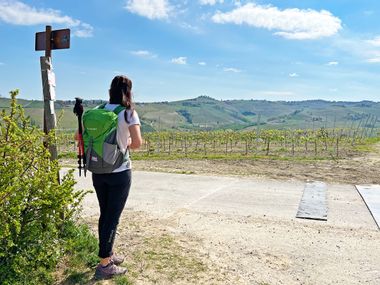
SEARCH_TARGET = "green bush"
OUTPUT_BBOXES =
[0,90,86,284]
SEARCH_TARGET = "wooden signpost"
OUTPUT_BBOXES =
[35,25,70,161]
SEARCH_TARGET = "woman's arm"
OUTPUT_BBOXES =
[128,124,142,149]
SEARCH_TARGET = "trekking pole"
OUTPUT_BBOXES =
[73,97,86,176]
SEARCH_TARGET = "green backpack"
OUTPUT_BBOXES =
[82,103,128,174]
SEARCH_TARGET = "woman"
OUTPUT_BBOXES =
[92,75,142,279]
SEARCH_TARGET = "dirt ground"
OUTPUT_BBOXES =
[67,144,380,285]
[131,145,380,185]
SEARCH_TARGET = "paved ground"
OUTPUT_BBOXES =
[71,170,380,285]
[76,171,377,229]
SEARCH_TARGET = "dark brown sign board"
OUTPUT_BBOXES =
[35,29,70,51]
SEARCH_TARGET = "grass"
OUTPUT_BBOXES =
[59,150,341,166]
[352,137,380,153]
[125,232,209,284]
[55,214,219,285]
[114,275,134,285]
[58,149,363,168]
[130,151,352,161]
[114,212,230,284]
[56,222,99,285]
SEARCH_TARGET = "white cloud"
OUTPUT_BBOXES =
[359,36,380,63]
[331,37,380,65]
[327,61,339,66]
[212,3,342,40]
[223,67,241,73]
[367,58,380,63]
[171,57,187,65]
[125,0,172,20]
[289,73,299,77]
[0,0,93,37]
[367,36,380,47]
[199,0,224,5]
[131,50,157,58]
[72,23,93,38]
[180,22,202,34]
[365,48,380,63]
[234,1,242,7]
[198,61,206,66]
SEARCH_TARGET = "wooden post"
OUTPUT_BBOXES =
[40,55,58,160]
[37,25,58,161]
[36,25,70,185]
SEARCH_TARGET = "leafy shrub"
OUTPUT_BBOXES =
[0,90,86,284]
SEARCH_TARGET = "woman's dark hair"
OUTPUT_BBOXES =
[109,75,134,123]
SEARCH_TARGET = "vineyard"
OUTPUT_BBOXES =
[57,127,380,160]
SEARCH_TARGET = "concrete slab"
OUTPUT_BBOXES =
[296,181,328,221]
[327,184,377,229]
[191,178,304,219]
[355,185,380,230]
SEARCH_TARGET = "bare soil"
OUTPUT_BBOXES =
[132,150,380,185]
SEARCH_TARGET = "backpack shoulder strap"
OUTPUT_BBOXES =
[95,103,107,110]
[93,103,124,115]
[113,105,125,115]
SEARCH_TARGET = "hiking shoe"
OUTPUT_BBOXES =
[95,260,127,280]
[111,253,125,265]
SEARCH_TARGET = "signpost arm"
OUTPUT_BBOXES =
[45,25,52,58]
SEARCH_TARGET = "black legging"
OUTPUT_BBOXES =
[92,170,131,258]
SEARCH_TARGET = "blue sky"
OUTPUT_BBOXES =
[1,0,380,102]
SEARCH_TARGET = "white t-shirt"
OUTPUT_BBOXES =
[104,104,140,172]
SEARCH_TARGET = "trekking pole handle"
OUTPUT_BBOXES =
[73,97,84,134]
[73,97,85,176]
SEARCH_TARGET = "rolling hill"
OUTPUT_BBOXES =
[1,95,379,132]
